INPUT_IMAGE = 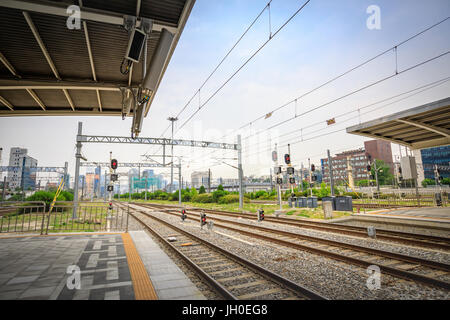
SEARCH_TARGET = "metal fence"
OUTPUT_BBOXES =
[0,201,129,235]
[352,190,448,209]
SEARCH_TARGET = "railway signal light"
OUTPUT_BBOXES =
[181,209,186,221]
[258,209,264,222]
[311,175,317,182]
[367,165,371,172]
[108,202,113,211]
[107,185,114,192]
[111,173,118,181]
[289,177,295,184]
[287,167,294,175]
[111,159,118,170]
[272,151,277,162]
[311,164,315,172]
[284,154,291,165]
[200,212,207,228]
[276,177,283,185]
[275,166,282,175]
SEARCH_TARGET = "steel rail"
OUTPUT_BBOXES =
[138,203,450,250]
[138,203,450,291]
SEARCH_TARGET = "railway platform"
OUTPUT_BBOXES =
[0,231,203,300]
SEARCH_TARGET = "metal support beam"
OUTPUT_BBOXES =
[80,162,180,169]
[0,166,65,173]
[1,0,178,33]
[327,149,335,196]
[0,96,14,111]
[24,11,77,112]
[178,158,182,206]
[396,119,450,138]
[77,135,238,150]
[0,52,20,78]
[25,89,46,111]
[0,79,122,91]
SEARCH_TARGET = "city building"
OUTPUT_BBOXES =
[418,145,450,180]
[364,140,394,173]
[191,171,211,189]
[321,140,394,185]
[7,147,38,190]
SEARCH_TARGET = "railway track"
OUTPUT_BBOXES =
[119,203,326,300]
[137,202,450,250]
[134,203,450,291]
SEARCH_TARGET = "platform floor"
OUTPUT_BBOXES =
[367,207,450,221]
[0,231,204,300]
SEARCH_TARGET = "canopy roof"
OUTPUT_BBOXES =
[346,97,450,150]
[0,0,195,117]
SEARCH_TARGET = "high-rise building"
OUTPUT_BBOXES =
[321,140,394,185]
[364,140,394,173]
[419,145,450,180]
[7,148,38,190]
[191,171,210,189]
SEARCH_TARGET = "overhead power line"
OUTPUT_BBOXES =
[175,0,312,132]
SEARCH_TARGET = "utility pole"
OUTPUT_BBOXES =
[208,168,211,193]
[373,160,380,192]
[308,158,312,197]
[288,144,293,194]
[327,149,335,196]
[168,117,178,193]
[145,177,148,201]
[2,176,6,202]
[274,143,282,210]
[73,122,83,219]
[178,158,182,206]
[237,135,244,210]
[104,169,107,201]
[81,176,85,200]
[300,163,304,193]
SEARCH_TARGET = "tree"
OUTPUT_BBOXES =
[217,184,224,191]
[371,159,394,185]
[199,185,206,194]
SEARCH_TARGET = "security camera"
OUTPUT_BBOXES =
[124,27,147,63]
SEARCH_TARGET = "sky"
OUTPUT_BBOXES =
[0,0,449,186]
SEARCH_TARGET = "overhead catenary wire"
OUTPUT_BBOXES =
[242,76,450,159]
[175,0,312,133]
[143,0,275,157]
[184,17,450,163]
[242,75,450,154]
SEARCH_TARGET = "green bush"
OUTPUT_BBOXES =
[192,193,214,203]
[218,194,249,204]
[199,186,206,194]
[212,189,227,202]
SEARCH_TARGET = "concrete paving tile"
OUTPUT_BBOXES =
[20,286,56,299]
[0,290,22,300]
[6,275,39,285]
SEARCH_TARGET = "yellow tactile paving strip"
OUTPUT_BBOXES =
[121,232,158,300]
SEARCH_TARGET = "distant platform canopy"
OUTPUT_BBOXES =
[346,97,450,150]
[0,0,195,118]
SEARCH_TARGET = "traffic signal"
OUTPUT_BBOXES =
[311,175,317,182]
[287,167,294,175]
[275,166,282,174]
[108,202,113,210]
[111,174,118,181]
[258,209,264,222]
[367,165,371,172]
[311,164,315,172]
[200,213,207,227]
[284,154,291,165]
[276,177,283,185]
[111,159,118,170]
[289,177,295,184]
[107,185,114,192]
[181,209,186,221]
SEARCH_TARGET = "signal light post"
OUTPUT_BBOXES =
[200,212,207,229]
